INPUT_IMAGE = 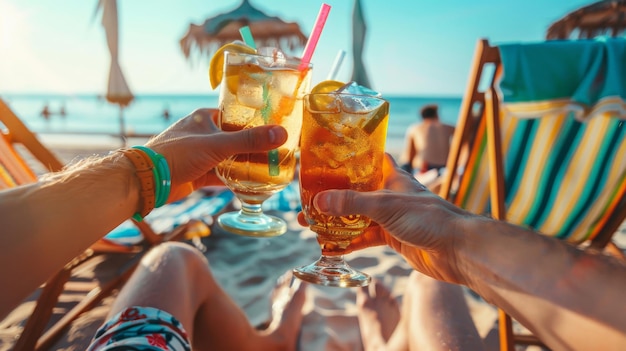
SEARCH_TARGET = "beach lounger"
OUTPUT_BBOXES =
[439,38,626,350]
[0,98,232,350]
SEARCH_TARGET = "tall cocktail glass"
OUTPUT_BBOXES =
[216,51,312,237]
[294,89,389,287]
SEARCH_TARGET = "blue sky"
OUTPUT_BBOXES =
[0,0,592,97]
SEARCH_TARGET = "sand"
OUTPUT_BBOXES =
[1,141,625,351]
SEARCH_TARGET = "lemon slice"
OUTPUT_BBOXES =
[311,80,345,94]
[208,43,256,90]
[308,80,345,112]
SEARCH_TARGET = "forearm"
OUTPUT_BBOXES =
[457,216,626,350]
[0,152,139,317]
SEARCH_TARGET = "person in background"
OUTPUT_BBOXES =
[59,102,67,117]
[40,103,52,120]
[162,105,171,121]
[399,104,455,176]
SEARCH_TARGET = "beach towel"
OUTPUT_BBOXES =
[497,37,626,120]
[104,188,235,246]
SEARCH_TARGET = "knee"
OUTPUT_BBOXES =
[407,270,463,297]
[143,242,210,272]
[407,270,439,289]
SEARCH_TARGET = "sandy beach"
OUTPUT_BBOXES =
[1,140,625,351]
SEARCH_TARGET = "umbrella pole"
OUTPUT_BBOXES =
[119,106,126,147]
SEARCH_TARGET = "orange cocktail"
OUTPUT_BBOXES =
[295,83,389,287]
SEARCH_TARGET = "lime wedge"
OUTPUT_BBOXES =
[362,101,390,134]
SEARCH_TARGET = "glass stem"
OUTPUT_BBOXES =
[318,255,346,267]
[240,201,263,217]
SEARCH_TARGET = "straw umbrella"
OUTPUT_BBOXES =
[97,0,134,145]
[547,0,626,40]
[350,0,371,88]
[180,0,307,61]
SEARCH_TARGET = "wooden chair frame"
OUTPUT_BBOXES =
[438,38,626,351]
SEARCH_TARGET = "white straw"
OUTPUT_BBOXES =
[327,50,346,80]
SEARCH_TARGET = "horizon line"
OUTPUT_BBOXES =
[0,91,464,99]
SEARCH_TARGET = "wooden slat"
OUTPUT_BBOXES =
[12,269,72,351]
[0,134,37,185]
[440,39,501,199]
[35,258,141,351]
[0,98,64,172]
[485,87,506,221]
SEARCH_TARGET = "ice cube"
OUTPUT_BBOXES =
[221,103,256,125]
[337,81,382,97]
[339,95,365,114]
[236,73,265,109]
[349,163,375,183]
[257,47,287,65]
[271,70,299,97]
[344,94,386,113]
[335,82,385,114]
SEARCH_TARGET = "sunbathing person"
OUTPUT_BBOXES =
[303,155,626,351]
[399,104,455,176]
[87,242,306,350]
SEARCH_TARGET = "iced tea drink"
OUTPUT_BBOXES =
[295,84,389,287]
[216,51,312,237]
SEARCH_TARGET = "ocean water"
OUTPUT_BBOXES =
[1,94,462,153]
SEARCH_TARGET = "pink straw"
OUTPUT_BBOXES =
[299,3,331,70]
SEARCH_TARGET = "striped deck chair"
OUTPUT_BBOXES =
[439,38,626,350]
[0,99,230,350]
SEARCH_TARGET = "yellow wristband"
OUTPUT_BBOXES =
[119,148,155,221]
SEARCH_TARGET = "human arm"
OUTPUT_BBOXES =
[307,154,626,350]
[0,108,288,319]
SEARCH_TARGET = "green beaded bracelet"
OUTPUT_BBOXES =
[132,146,171,208]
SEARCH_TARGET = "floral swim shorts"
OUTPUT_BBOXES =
[87,306,191,351]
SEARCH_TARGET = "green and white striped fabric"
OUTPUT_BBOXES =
[453,38,626,243]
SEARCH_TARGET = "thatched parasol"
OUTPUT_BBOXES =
[97,0,134,145]
[351,0,371,88]
[180,0,307,61]
[547,0,626,40]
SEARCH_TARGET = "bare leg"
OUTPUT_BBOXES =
[108,242,306,351]
[356,278,408,351]
[357,271,484,351]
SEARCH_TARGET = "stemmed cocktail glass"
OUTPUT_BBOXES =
[293,83,389,287]
[215,50,313,237]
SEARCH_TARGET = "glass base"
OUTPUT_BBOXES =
[217,210,287,237]
[293,256,371,287]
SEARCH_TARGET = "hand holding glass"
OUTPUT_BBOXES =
[294,89,389,287]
